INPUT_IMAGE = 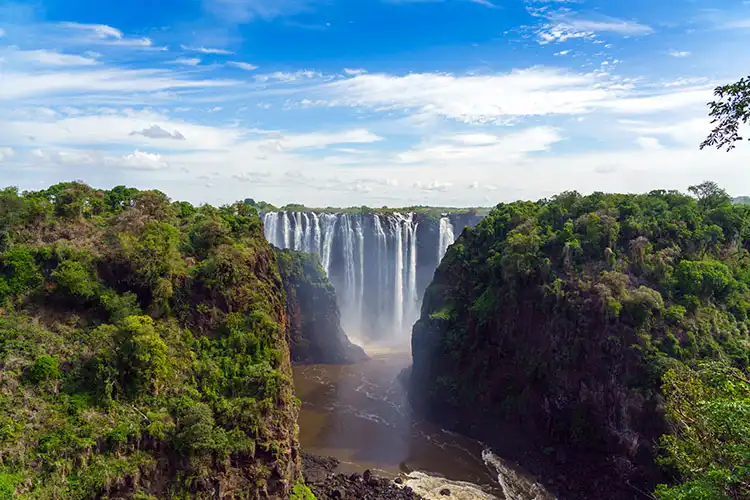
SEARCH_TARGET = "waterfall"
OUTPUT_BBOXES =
[312,213,322,257]
[282,212,291,249]
[406,215,418,323]
[263,212,279,247]
[340,215,359,331]
[261,209,477,341]
[373,214,388,332]
[438,216,456,261]
[320,214,337,274]
[355,217,365,325]
[303,213,312,253]
[293,212,304,251]
[393,214,404,333]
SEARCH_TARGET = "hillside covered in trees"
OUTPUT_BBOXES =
[0,182,309,499]
[410,183,750,499]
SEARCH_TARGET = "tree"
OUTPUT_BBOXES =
[688,181,731,211]
[701,76,750,151]
[655,363,750,499]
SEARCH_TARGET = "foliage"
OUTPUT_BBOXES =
[290,479,316,500]
[701,76,750,151]
[417,185,750,497]
[655,363,750,500]
[0,182,298,498]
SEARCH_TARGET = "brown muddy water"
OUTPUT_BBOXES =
[293,348,555,500]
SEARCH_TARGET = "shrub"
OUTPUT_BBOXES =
[290,480,316,500]
[29,354,60,384]
[51,260,100,301]
[0,247,42,298]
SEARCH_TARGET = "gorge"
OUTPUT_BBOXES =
[0,182,746,500]
[262,210,483,342]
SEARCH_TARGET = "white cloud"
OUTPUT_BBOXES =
[266,129,382,150]
[255,70,322,82]
[554,50,571,56]
[0,68,237,101]
[601,87,711,114]
[322,69,623,124]
[668,50,691,58]
[344,68,367,76]
[0,147,14,161]
[13,49,99,66]
[635,137,663,150]
[233,171,272,182]
[534,12,653,44]
[228,61,259,71]
[397,127,562,164]
[113,150,169,170]
[170,58,202,66]
[180,44,234,55]
[415,180,453,192]
[723,18,750,29]
[58,22,155,48]
[205,0,317,22]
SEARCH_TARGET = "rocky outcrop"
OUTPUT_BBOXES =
[302,453,424,500]
[276,249,368,364]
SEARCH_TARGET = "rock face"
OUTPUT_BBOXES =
[409,191,750,499]
[276,249,368,364]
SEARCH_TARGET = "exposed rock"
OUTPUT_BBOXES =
[302,453,424,500]
[276,249,368,365]
[440,488,451,496]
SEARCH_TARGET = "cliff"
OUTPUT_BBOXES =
[0,183,302,498]
[410,189,750,499]
[275,249,368,364]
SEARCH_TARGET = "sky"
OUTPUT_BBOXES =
[2,0,750,207]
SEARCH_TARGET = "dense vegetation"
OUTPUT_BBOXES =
[244,199,489,221]
[0,183,301,498]
[412,182,750,499]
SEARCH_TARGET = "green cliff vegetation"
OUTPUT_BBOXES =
[244,199,489,220]
[0,182,300,498]
[413,182,749,499]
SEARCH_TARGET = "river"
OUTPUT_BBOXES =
[293,348,556,500]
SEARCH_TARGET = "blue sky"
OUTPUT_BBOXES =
[2,0,750,207]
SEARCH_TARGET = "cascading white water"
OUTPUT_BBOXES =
[293,212,304,251]
[340,215,359,332]
[406,215,419,323]
[321,213,337,274]
[263,212,279,247]
[282,212,291,249]
[393,214,405,333]
[438,216,455,262]
[262,210,463,340]
[355,217,365,325]
[373,214,389,332]
[312,213,322,257]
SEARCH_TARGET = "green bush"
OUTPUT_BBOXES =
[0,246,42,298]
[51,260,100,301]
[290,480,316,500]
[29,354,60,384]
